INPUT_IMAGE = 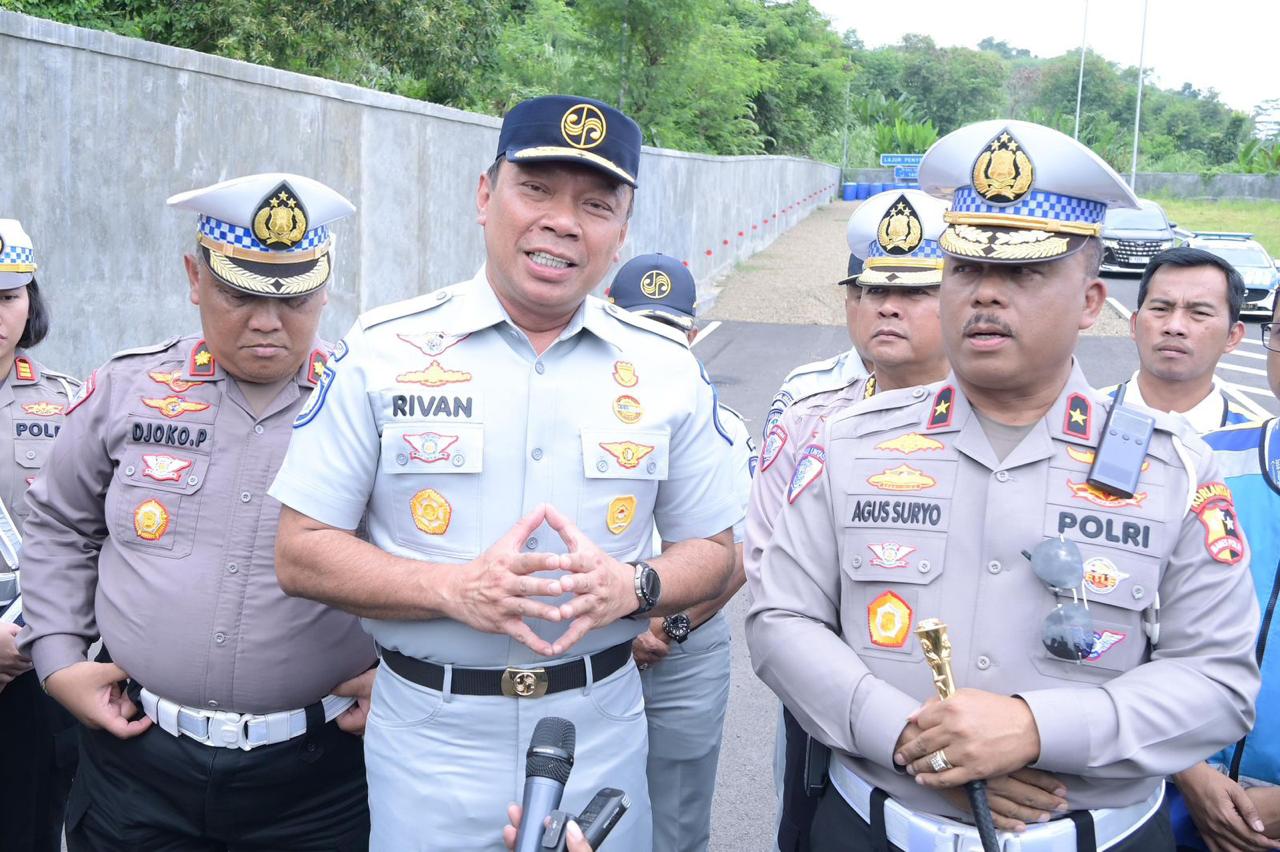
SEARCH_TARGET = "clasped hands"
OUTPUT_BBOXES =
[893,688,1066,833]
[444,504,638,658]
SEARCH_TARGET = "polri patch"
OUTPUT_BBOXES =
[141,454,193,483]
[868,590,912,648]
[410,489,452,535]
[403,432,459,464]
[599,441,655,470]
[607,496,636,535]
[759,424,788,472]
[1190,482,1244,565]
[134,499,171,541]
[787,444,826,504]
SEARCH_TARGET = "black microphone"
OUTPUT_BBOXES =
[515,716,576,852]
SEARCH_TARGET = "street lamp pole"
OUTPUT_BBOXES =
[1074,0,1089,139]
[1129,0,1149,188]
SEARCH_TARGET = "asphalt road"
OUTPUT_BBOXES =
[697,315,1157,850]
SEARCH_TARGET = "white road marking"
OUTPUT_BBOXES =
[1106,297,1132,319]
[1218,362,1268,377]
[692,320,721,347]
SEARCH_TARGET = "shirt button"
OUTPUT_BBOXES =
[125,465,136,476]
[395,453,408,466]
[1132,585,1145,600]
[987,560,1002,574]
[994,470,1010,483]
[207,700,219,709]
[646,461,657,474]
[254,425,264,435]
[214,632,226,644]
[227,563,238,574]
[918,560,931,574]
[240,491,252,503]
[850,556,862,569]
[535,362,546,375]
[912,388,926,399]
[595,460,609,473]
[531,448,543,461]
[525,537,538,550]
[976,655,991,670]
[187,475,199,486]
[24,450,35,460]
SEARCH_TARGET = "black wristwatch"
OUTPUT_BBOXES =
[662,613,691,644]
[628,561,661,617]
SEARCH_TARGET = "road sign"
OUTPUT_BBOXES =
[879,153,923,167]
[893,165,919,182]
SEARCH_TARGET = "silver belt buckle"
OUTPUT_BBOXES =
[203,710,252,750]
[501,667,549,698]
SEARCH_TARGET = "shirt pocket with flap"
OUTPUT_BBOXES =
[1028,542,1158,683]
[107,447,212,558]
[839,527,950,662]
[578,428,669,557]
[380,421,484,559]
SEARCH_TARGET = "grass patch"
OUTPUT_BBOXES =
[1147,196,1280,256]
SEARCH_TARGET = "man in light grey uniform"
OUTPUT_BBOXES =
[606,252,754,852]
[747,120,1262,851]
[269,96,739,851]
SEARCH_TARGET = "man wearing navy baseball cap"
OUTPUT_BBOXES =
[271,97,742,850]
[608,253,754,851]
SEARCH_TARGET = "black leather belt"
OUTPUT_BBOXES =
[378,641,633,699]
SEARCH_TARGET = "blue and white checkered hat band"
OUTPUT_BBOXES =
[198,215,330,257]
[869,238,943,260]
[0,244,35,271]
[951,187,1106,225]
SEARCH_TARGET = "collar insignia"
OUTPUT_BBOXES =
[1064,393,1091,440]
[189,341,216,378]
[13,357,36,383]
[972,128,1035,205]
[927,385,955,430]
[307,349,327,386]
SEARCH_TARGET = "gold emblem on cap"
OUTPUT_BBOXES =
[252,182,309,248]
[640,270,672,300]
[877,196,924,255]
[561,103,607,150]
[972,129,1034,205]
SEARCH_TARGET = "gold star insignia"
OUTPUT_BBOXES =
[1069,408,1087,426]
[934,399,951,417]
[194,350,213,366]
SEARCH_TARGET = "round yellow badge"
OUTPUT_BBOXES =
[613,395,643,424]
[411,489,452,536]
[134,499,171,541]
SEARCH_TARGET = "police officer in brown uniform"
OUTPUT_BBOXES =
[18,174,377,850]
[0,218,80,852]
[746,121,1262,851]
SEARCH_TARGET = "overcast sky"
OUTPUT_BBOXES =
[811,1,1277,115]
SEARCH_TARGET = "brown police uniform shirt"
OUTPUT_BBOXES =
[18,335,376,714]
[0,353,77,531]
[746,362,1261,816]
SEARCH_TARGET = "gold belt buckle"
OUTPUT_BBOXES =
[501,666,549,698]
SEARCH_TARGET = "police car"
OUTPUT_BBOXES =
[1100,198,1177,274]
[1184,231,1280,318]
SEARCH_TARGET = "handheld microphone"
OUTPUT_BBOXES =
[515,716,576,852]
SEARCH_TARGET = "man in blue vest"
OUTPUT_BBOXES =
[1176,297,1280,850]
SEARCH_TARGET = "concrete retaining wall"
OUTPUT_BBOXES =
[0,11,838,377]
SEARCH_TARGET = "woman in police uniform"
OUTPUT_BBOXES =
[0,218,79,852]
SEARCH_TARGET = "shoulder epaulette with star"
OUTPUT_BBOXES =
[108,336,184,362]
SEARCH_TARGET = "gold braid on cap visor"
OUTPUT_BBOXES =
[208,250,331,296]
[944,210,1102,237]
[858,256,944,285]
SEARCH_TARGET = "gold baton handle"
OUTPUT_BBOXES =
[915,617,956,700]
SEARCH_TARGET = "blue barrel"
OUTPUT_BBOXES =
[841,183,856,201]
[869,183,885,195]
[855,183,870,200]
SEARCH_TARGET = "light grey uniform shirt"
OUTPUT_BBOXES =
[19,336,376,713]
[746,363,1261,816]
[269,271,741,667]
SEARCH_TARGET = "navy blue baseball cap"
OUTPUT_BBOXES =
[837,254,864,286]
[607,253,697,329]
[497,95,642,187]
